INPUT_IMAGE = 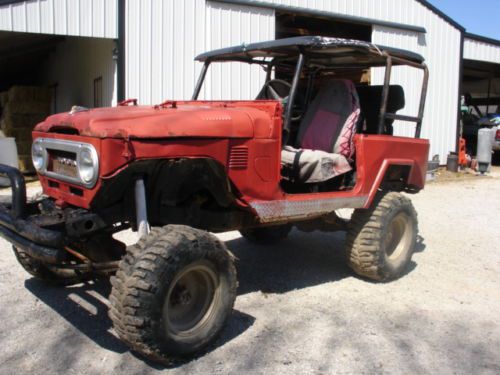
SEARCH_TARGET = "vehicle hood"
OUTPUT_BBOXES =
[34,102,279,139]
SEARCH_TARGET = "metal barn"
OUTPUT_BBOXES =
[1,0,499,164]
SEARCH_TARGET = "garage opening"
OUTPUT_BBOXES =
[461,59,500,154]
[276,12,372,41]
[275,13,372,85]
[0,31,116,172]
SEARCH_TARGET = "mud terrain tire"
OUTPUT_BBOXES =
[239,224,292,244]
[345,192,418,281]
[13,246,87,285]
[109,225,237,363]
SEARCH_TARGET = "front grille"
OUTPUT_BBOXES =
[33,138,99,188]
[49,150,78,178]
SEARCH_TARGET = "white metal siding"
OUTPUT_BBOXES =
[125,0,274,102]
[39,37,117,111]
[125,0,206,103]
[0,0,117,38]
[464,38,500,65]
[203,1,275,100]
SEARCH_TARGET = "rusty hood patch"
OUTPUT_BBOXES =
[34,102,278,139]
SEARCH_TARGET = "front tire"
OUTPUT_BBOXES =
[345,192,418,281]
[109,225,237,363]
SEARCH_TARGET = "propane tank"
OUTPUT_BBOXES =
[477,128,494,174]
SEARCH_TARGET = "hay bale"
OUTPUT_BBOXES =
[18,154,34,173]
[3,127,33,142]
[8,86,52,103]
[0,92,8,107]
[2,115,27,130]
[1,113,47,131]
[3,101,51,116]
[16,141,32,155]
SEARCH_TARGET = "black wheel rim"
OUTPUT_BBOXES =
[163,261,219,338]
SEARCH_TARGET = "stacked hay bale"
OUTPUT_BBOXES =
[0,86,52,173]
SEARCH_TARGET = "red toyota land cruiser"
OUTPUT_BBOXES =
[0,36,429,362]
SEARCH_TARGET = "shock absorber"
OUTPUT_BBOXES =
[135,178,150,238]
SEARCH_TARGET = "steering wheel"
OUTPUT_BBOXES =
[262,79,303,121]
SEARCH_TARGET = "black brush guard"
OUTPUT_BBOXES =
[0,164,68,264]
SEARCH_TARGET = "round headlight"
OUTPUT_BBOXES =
[77,147,98,185]
[31,141,45,171]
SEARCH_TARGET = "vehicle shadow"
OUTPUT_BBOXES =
[228,229,352,296]
[229,229,426,293]
[24,277,255,368]
[24,278,128,353]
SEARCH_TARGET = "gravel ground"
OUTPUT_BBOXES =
[0,173,499,374]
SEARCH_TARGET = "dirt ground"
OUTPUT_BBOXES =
[0,171,499,374]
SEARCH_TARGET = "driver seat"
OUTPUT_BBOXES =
[281,79,360,183]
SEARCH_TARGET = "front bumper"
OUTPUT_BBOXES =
[0,164,67,264]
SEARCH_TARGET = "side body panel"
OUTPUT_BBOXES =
[246,135,429,223]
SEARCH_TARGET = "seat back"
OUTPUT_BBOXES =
[297,79,360,159]
[355,85,405,134]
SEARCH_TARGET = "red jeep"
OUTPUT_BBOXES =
[0,36,429,362]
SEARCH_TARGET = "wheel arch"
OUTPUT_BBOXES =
[91,157,243,226]
[365,159,422,208]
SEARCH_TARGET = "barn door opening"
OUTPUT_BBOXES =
[276,12,372,41]
[275,12,372,85]
[461,59,500,155]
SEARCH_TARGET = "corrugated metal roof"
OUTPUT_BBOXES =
[464,36,500,65]
[465,33,500,48]
[0,0,117,38]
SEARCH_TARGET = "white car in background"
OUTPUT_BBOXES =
[493,127,500,152]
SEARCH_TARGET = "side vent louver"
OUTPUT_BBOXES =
[228,146,248,170]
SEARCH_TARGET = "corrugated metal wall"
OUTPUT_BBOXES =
[125,0,274,102]
[125,0,206,103]
[0,0,117,38]
[39,37,117,111]
[464,38,500,65]
[203,1,274,100]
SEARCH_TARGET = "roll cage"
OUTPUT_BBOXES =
[192,36,429,143]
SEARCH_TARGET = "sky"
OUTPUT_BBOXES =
[427,0,500,40]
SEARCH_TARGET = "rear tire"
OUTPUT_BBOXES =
[239,224,292,244]
[345,192,418,281]
[109,225,237,363]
